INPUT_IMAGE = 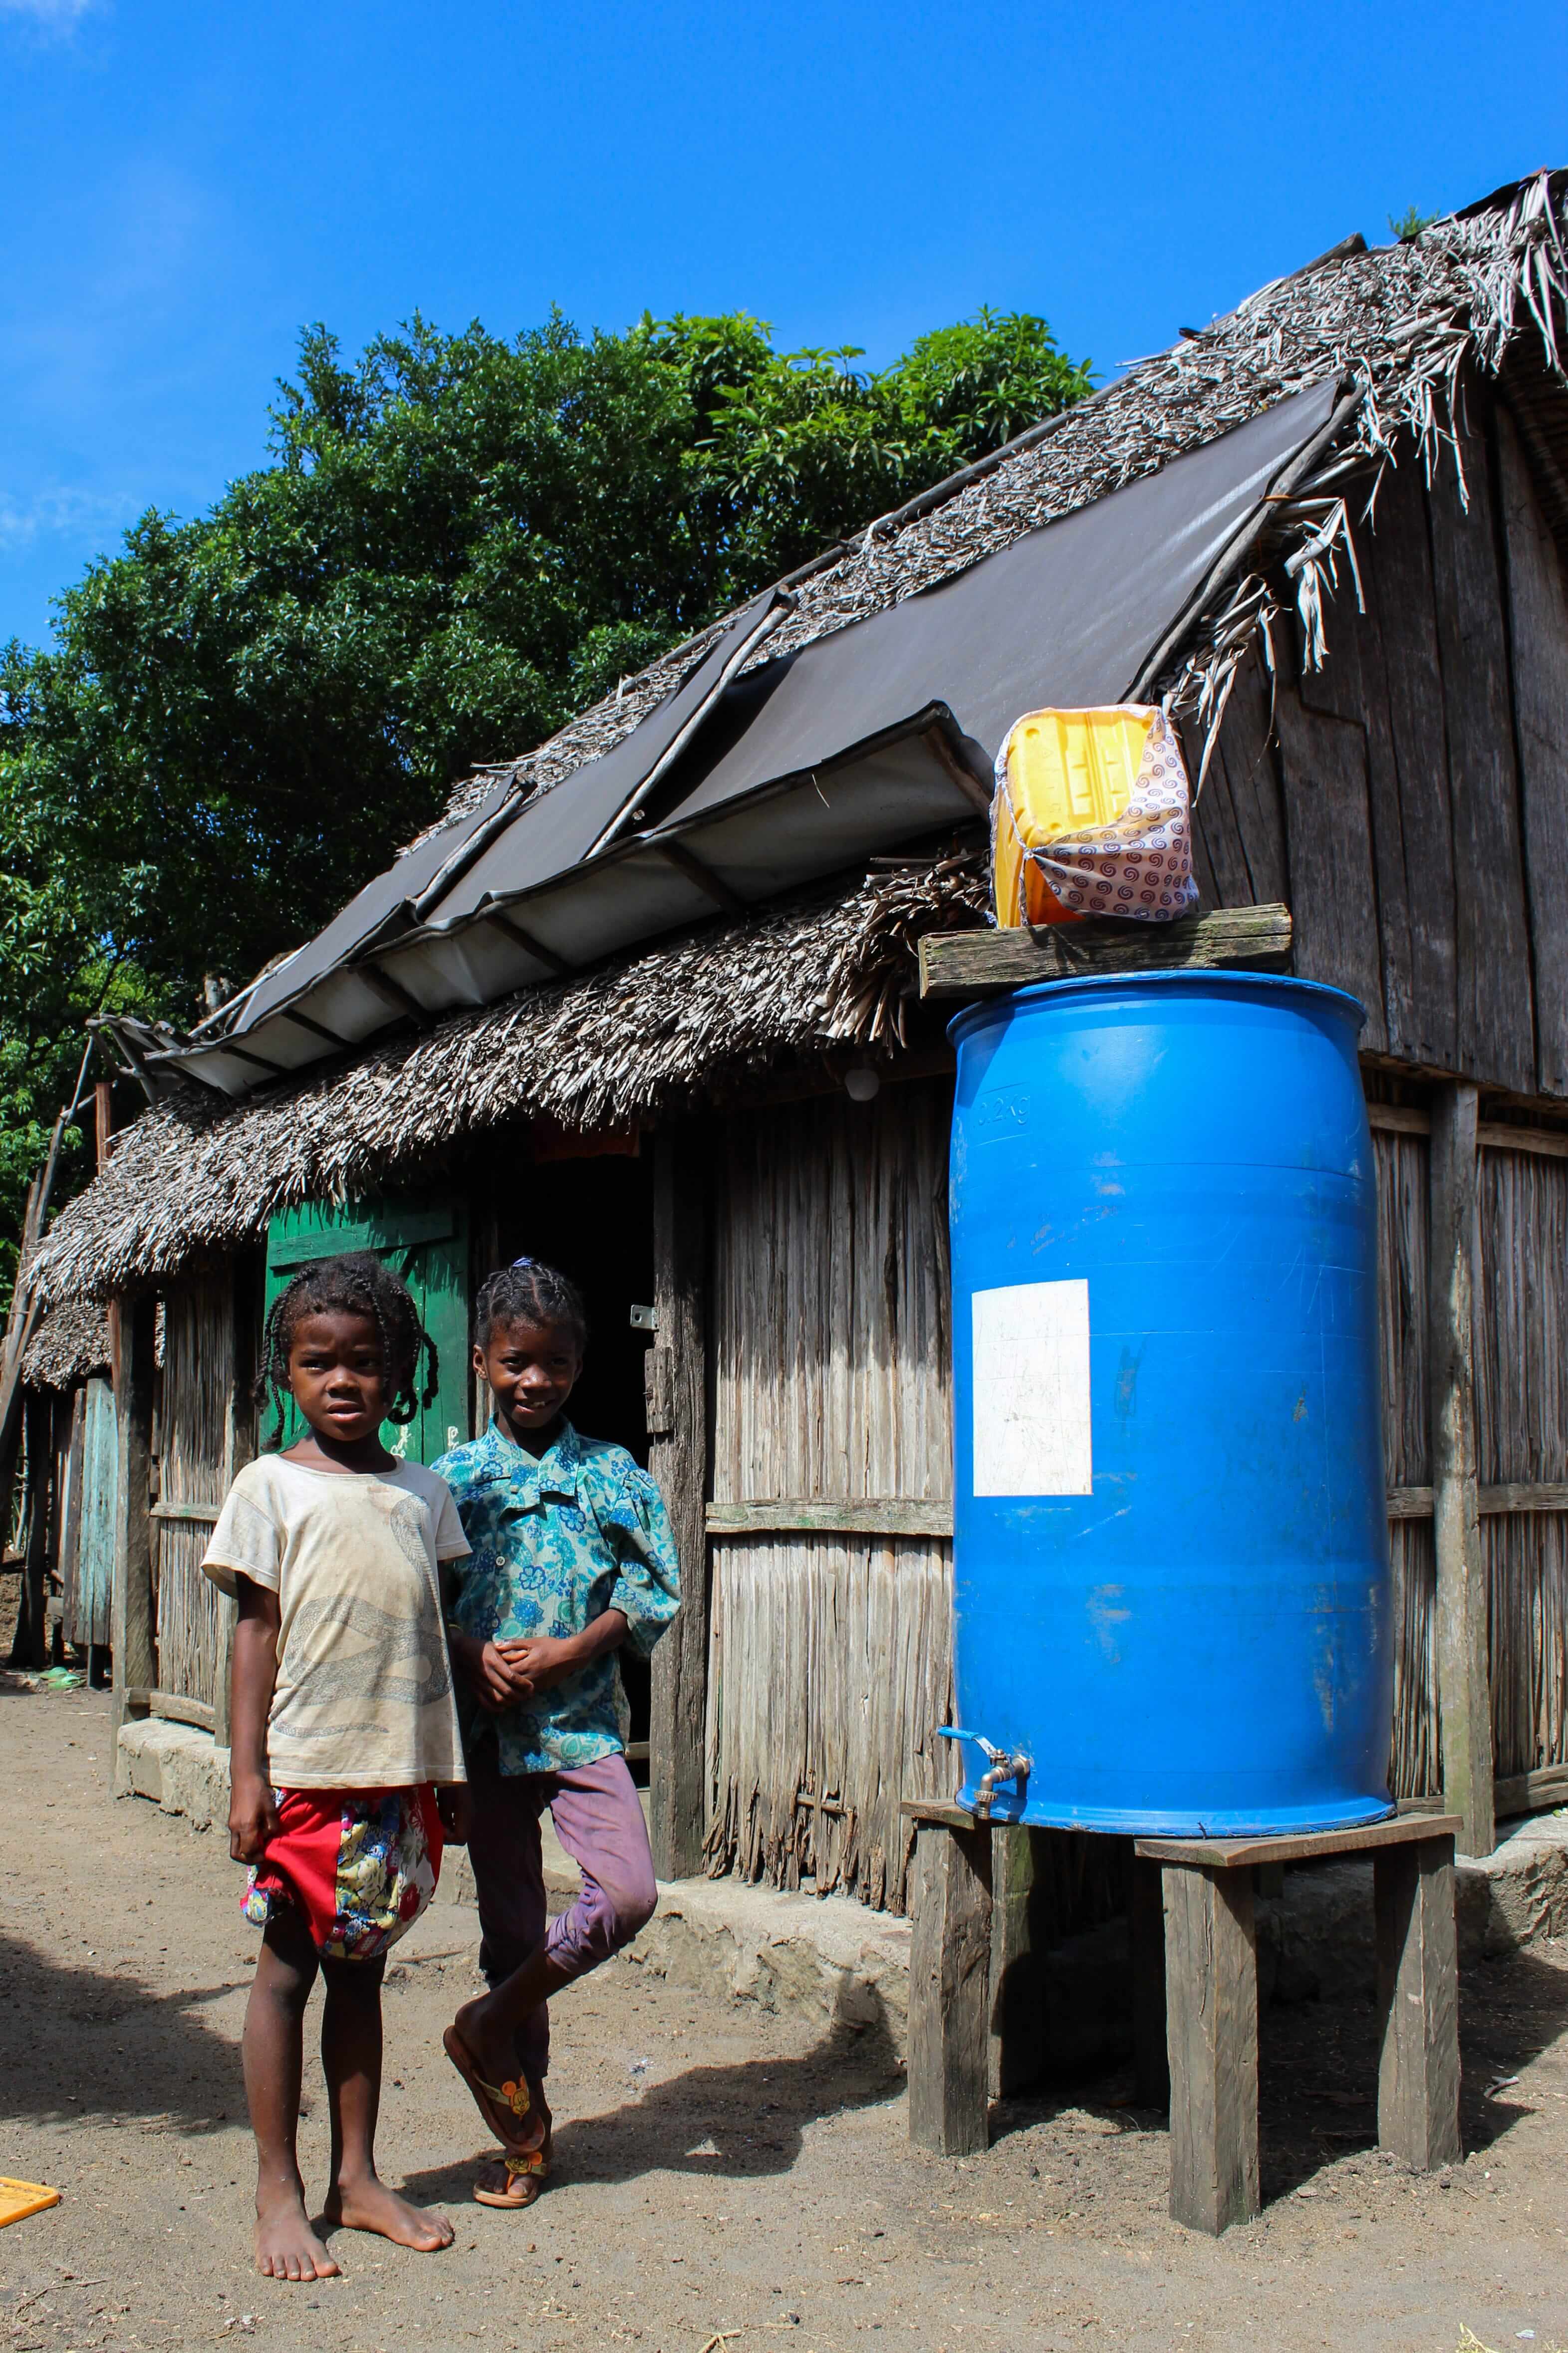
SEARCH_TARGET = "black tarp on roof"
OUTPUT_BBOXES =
[237,587,787,1034]
[666,375,1342,822]
[169,379,1340,1095]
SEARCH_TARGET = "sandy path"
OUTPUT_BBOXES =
[3,1674,1568,2352]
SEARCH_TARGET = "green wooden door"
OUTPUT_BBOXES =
[262,1195,470,1466]
[73,1373,118,1649]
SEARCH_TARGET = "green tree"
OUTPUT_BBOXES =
[0,303,1090,1282]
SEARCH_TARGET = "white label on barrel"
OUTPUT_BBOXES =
[972,1279,1092,1496]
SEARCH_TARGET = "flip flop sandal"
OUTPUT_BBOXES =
[443,2024,535,2149]
[473,2138,551,2210]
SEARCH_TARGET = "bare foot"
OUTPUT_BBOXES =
[254,2183,341,2282]
[323,2172,455,2253]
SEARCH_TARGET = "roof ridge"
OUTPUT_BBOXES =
[421,172,1565,844]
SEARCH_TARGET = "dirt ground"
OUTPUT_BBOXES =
[2,1677,1568,2353]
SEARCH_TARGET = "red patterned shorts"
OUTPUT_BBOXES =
[243,1785,444,1962]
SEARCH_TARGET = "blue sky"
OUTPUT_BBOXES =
[1,0,1563,651]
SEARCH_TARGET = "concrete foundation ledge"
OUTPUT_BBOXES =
[113,1716,912,2053]
[114,1718,1568,2069]
[1463,1810,1568,1952]
[116,1714,232,1828]
[624,1876,912,2055]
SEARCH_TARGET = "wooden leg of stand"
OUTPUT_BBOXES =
[1375,1832,1461,2171]
[908,1821,993,2156]
[1164,1862,1259,2233]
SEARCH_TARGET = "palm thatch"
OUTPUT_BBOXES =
[28,172,1568,1307]
[21,1301,111,1390]
[30,851,988,1306]
[426,174,1568,838]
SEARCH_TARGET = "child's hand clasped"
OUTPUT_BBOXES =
[454,1632,537,1712]
[496,1633,580,1691]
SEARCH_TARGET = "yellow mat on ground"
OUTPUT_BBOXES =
[0,2178,61,2228]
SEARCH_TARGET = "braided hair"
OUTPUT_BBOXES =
[255,1250,439,1451]
[474,1257,589,1353]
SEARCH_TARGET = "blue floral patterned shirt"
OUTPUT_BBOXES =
[433,1419,680,1775]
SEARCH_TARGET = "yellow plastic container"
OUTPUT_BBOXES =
[0,2178,60,2229]
[994,707,1152,926]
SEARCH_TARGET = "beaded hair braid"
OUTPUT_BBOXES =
[474,1257,589,1353]
[255,1250,439,1450]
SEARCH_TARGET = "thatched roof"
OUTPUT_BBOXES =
[21,1301,111,1390]
[31,851,987,1306]
[424,173,1568,836]
[31,170,1568,1307]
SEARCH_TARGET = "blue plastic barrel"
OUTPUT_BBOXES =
[948,970,1393,1835]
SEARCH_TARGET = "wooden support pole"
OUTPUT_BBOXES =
[9,1393,51,1669]
[647,1122,710,1882]
[110,1294,158,1779]
[1429,1080,1495,1857]
[94,1079,113,1174]
[1130,1855,1170,2110]
[1163,1863,1260,2234]
[988,1824,1047,2100]
[213,1250,261,1754]
[908,1820,993,2155]
[1374,1830,1461,2171]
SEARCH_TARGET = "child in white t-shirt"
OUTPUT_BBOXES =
[203,1251,470,2286]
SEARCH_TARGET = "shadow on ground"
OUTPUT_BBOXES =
[982,1932,1568,2210]
[0,1926,244,2130]
[402,2005,903,2202]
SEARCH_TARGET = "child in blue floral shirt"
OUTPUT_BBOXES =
[434,1258,679,2209]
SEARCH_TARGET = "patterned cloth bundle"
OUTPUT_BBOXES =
[991,704,1200,928]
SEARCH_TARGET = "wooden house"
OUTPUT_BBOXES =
[8,1301,112,1674]
[23,170,1568,1900]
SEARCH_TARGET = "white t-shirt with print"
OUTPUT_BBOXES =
[202,1454,470,1791]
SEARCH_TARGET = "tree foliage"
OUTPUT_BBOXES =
[0,303,1090,1284]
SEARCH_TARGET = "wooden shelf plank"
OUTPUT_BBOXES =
[1135,1813,1462,1871]
[1495,1763,1568,1818]
[124,1687,217,1735]
[1369,1103,1568,1160]
[1478,1121,1568,1160]
[901,1797,973,1829]
[917,904,1293,1001]
[708,1499,954,1539]
[1480,1481,1568,1515]
[711,1487,1568,1540]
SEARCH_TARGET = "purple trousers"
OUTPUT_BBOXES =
[465,1740,657,2082]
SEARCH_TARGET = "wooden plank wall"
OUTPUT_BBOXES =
[155,1272,235,1711]
[1476,1144,1568,1781]
[706,1080,957,1912]
[1368,1104,1568,1806]
[1374,1121,1440,1799]
[1191,382,1568,1102]
[703,1082,1568,1899]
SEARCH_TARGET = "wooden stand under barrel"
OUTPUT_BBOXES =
[903,1799,1463,2234]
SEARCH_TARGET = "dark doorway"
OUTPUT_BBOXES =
[491,1143,657,1779]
